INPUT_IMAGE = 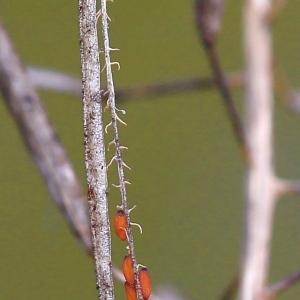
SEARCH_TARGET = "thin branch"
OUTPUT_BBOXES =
[27,65,243,99]
[99,0,143,299]
[79,1,114,299]
[115,72,243,102]
[195,0,250,162]
[0,21,92,253]
[264,270,300,299]
[239,0,275,299]
[26,65,300,115]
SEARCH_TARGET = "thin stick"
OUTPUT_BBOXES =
[79,1,114,299]
[0,21,92,254]
[27,65,243,100]
[115,72,243,102]
[99,1,142,299]
[239,1,275,299]
[205,44,249,161]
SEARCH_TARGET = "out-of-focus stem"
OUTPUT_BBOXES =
[239,1,275,299]
[0,20,92,254]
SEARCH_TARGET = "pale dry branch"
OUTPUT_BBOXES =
[239,0,275,299]
[0,21,92,253]
[79,0,114,299]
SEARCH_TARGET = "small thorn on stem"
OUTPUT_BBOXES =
[122,161,132,170]
[107,140,115,151]
[107,155,117,169]
[115,107,126,114]
[115,114,127,126]
[131,222,143,234]
[105,121,112,133]
[112,183,122,188]
[101,63,107,73]
[96,10,102,20]
[128,205,137,214]
[137,263,147,269]
[119,145,128,150]
[110,61,120,70]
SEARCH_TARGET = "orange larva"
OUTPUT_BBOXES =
[124,281,137,300]
[114,210,127,241]
[122,255,135,286]
[139,268,152,300]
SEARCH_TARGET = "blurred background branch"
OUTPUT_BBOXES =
[0,20,92,254]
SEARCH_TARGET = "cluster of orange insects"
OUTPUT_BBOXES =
[114,209,152,300]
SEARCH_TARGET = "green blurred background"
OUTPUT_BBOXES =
[1,0,300,299]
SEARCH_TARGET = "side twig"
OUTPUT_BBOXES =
[27,65,243,100]
[79,1,114,299]
[0,20,92,254]
[264,270,300,299]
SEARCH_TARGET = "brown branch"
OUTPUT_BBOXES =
[266,0,290,22]
[27,65,243,100]
[115,72,243,102]
[195,0,250,162]
[0,20,92,253]
[219,274,239,300]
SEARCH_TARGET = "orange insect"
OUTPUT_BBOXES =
[122,254,135,286]
[114,210,127,241]
[139,268,152,300]
[124,281,137,300]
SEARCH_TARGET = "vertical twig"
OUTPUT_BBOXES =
[99,1,143,299]
[0,20,92,254]
[239,0,275,299]
[79,1,114,299]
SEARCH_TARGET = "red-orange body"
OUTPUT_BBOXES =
[139,268,152,300]
[114,210,127,241]
[124,281,137,300]
[122,254,135,286]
